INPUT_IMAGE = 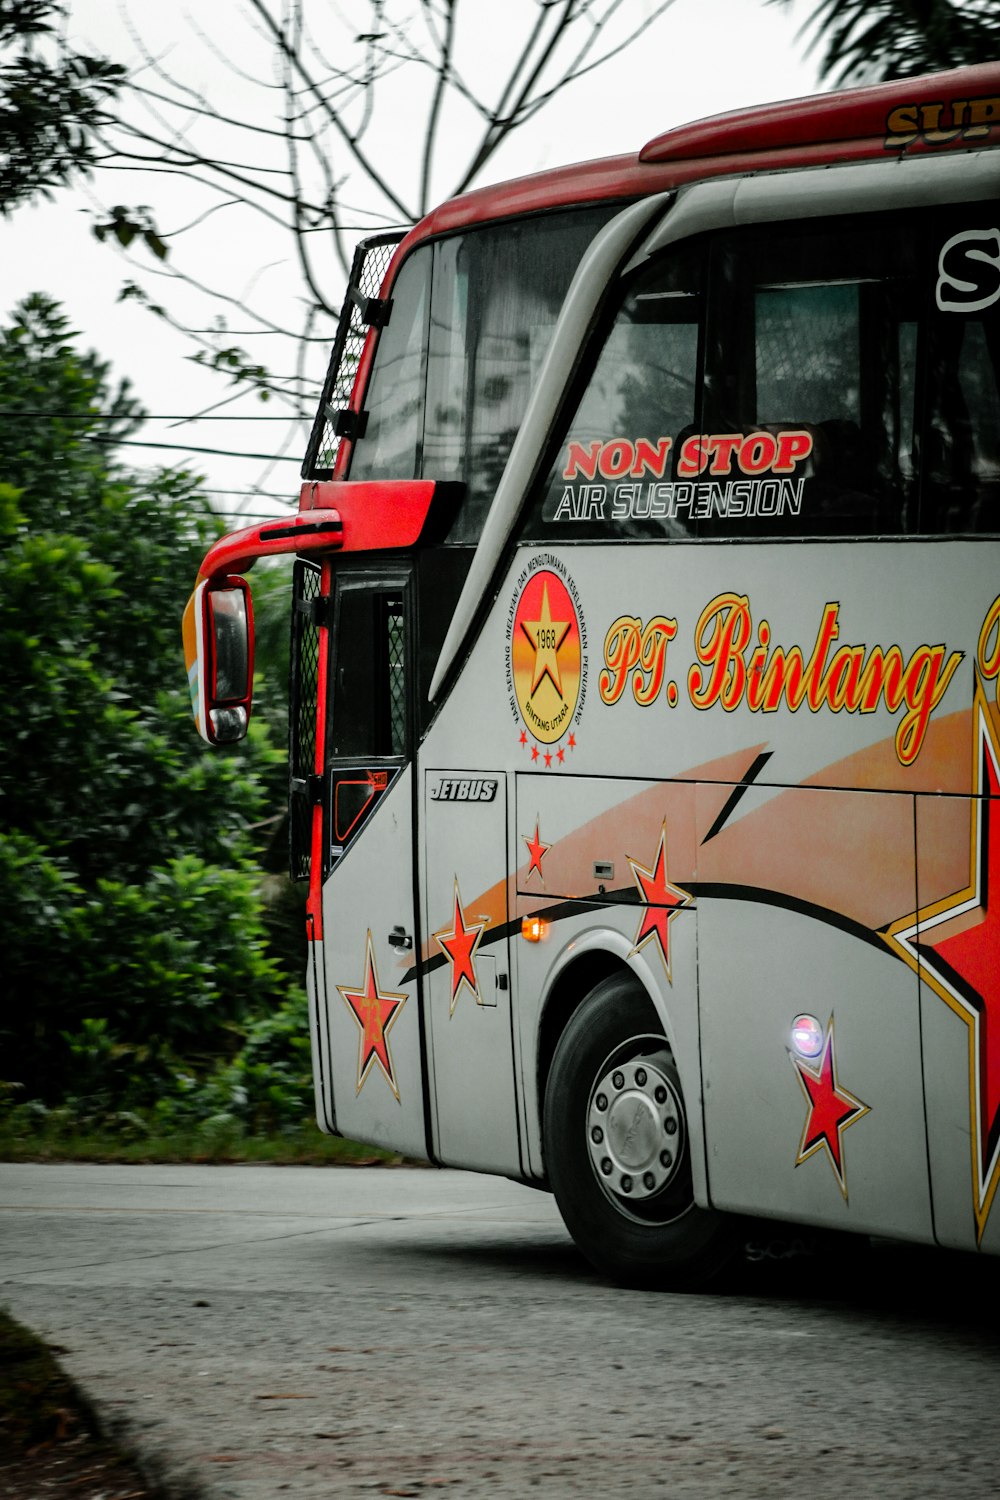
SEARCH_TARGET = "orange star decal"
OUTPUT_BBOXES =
[520,581,571,698]
[434,879,487,1016]
[522,820,550,881]
[791,1018,869,1198]
[337,931,407,1100]
[885,688,1000,1240]
[626,821,692,981]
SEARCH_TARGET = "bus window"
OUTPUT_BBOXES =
[923,234,1000,533]
[528,247,702,539]
[350,206,616,543]
[350,247,431,483]
[329,584,407,762]
[703,220,920,537]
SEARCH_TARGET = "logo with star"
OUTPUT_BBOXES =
[337,930,407,1100]
[884,683,1000,1241]
[507,566,586,763]
[790,1016,869,1198]
[433,878,488,1017]
[626,820,693,982]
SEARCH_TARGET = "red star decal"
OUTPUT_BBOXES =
[337,931,407,1100]
[626,820,692,981]
[557,747,565,764]
[530,744,539,763]
[885,691,1000,1239]
[519,729,528,747]
[522,820,550,881]
[568,734,576,750]
[433,879,487,1017]
[791,1018,869,1197]
[544,750,552,768]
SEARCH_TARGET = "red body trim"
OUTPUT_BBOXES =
[197,511,344,581]
[298,480,437,551]
[641,62,1000,162]
[306,557,335,942]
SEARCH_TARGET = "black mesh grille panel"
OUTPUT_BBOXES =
[385,595,406,757]
[289,559,322,882]
[302,233,404,479]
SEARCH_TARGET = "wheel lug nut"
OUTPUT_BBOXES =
[660,1149,673,1168]
[664,1116,678,1135]
[595,1093,608,1112]
[601,1157,613,1176]
[620,1175,633,1193]
[612,1071,625,1090]
[591,1126,604,1144]
[635,1067,647,1087]
[654,1085,667,1104]
[643,1172,656,1190]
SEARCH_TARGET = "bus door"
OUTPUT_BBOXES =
[299,561,429,1158]
[421,772,521,1174]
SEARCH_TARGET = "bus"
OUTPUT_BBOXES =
[184,63,1000,1287]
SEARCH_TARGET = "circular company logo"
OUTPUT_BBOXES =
[509,566,584,746]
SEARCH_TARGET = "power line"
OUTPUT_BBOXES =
[0,411,308,421]
[89,437,302,461]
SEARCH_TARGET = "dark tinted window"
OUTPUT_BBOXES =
[522,204,1000,541]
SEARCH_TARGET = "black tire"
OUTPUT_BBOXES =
[543,973,734,1288]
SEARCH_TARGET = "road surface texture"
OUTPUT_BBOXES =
[2,1163,999,1498]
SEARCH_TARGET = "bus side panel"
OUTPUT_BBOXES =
[317,766,429,1159]
[696,782,932,1241]
[421,767,521,1176]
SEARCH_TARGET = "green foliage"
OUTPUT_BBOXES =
[772,0,1000,86]
[0,295,303,1117]
[0,0,125,212]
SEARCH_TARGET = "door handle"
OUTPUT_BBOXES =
[388,925,413,951]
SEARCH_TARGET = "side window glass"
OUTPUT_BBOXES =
[349,248,431,483]
[923,224,1000,533]
[424,207,616,544]
[703,224,919,537]
[329,586,407,761]
[524,249,702,540]
[327,581,407,864]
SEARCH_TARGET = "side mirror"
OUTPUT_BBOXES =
[182,575,255,745]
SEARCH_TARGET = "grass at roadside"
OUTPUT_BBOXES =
[0,1114,404,1166]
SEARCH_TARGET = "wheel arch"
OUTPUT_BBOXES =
[532,927,707,1207]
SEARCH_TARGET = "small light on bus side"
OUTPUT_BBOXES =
[182,574,255,746]
[790,1013,824,1058]
[521,915,547,943]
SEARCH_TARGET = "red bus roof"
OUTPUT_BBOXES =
[398,61,1000,252]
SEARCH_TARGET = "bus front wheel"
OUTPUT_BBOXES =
[543,974,733,1288]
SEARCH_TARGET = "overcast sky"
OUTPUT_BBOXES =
[1,0,820,519]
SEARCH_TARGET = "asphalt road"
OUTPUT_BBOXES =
[2,1163,1000,1499]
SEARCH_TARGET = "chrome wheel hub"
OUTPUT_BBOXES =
[587,1052,685,1204]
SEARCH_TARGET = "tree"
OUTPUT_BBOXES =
[0,295,295,1104]
[0,0,124,212]
[74,0,679,419]
[773,0,1000,88]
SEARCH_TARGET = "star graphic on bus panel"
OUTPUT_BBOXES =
[337,931,407,1100]
[885,692,1000,1241]
[520,581,571,698]
[434,878,487,1016]
[522,820,550,880]
[627,821,693,982]
[791,1019,869,1198]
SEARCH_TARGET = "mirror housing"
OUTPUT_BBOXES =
[182,574,255,745]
